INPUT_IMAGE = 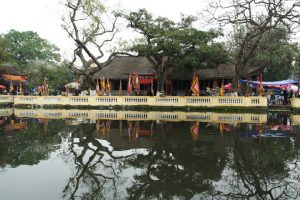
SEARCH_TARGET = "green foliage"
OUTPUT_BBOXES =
[123,9,229,91]
[258,27,299,81]
[0,29,71,91]
[125,9,228,69]
[0,37,12,65]
[26,61,74,91]
[2,29,61,68]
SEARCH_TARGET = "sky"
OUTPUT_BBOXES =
[0,0,210,60]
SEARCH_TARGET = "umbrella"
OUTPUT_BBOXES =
[224,83,232,90]
[0,85,5,89]
[65,82,80,89]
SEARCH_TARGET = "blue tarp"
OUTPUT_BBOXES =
[239,79,299,86]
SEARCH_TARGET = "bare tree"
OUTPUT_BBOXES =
[208,0,300,87]
[62,0,131,89]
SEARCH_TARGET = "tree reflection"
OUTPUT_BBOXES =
[0,118,68,168]
[219,133,300,200]
[62,123,136,200]
[126,121,229,199]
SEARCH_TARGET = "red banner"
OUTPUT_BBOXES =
[139,78,153,84]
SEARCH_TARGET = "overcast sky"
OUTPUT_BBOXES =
[0,0,209,60]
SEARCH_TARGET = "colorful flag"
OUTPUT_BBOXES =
[191,74,199,96]
[135,73,140,95]
[106,78,111,94]
[260,73,264,96]
[220,79,224,96]
[101,77,105,92]
[96,79,100,92]
[127,74,132,96]
[19,80,22,95]
[151,79,154,96]
[9,80,13,92]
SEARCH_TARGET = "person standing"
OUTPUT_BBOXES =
[283,89,288,105]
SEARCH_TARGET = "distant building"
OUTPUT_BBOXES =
[92,56,262,95]
[0,65,27,94]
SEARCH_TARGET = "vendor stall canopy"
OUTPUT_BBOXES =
[239,79,299,86]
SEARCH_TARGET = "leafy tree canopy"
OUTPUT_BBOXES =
[2,29,61,68]
[123,9,228,91]
[0,37,11,65]
[255,27,299,81]
[26,60,74,91]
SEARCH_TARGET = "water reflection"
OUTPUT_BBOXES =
[0,110,299,199]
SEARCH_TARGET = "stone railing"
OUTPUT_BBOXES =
[11,108,267,123]
[291,98,300,109]
[0,108,13,116]
[0,95,14,104]
[9,95,267,108]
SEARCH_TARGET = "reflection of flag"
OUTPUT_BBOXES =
[219,123,224,134]
[128,121,132,140]
[190,121,199,143]
[220,79,224,96]
[127,74,132,96]
[191,74,199,96]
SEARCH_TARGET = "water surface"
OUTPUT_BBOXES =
[0,110,299,200]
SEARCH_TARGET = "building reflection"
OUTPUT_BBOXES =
[0,109,299,199]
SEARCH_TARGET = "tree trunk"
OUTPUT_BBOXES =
[156,71,168,94]
[232,64,240,90]
[156,72,164,93]
[81,73,95,90]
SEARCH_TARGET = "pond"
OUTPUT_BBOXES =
[0,109,299,200]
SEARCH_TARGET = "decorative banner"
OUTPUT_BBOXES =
[106,78,111,94]
[2,74,27,81]
[191,74,199,96]
[19,80,22,95]
[220,79,224,96]
[132,73,140,95]
[260,73,264,96]
[101,77,106,92]
[9,81,13,92]
[127,74,132,96]
[151,79,154,96]
[96,79,100,92]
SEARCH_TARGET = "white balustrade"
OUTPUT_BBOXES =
[3,95,268,108]
[11,108,268,123]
